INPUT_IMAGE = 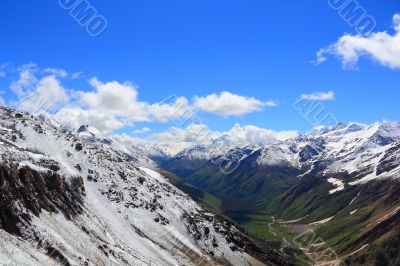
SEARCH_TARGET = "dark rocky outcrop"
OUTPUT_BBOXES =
[0,163,84,235]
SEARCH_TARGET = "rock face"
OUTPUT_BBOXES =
[0,106,290,266]
[0,163,84,235]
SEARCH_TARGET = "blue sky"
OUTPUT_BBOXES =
[0,0,399,139]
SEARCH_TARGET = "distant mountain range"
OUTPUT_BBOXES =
[159,121,400,265]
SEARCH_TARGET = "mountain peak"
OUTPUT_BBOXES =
[77,124,101,136]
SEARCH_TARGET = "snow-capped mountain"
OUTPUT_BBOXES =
[2,104,399,265]
[0,106,288,266]
[166,121,400,187]
[161,121,400,265]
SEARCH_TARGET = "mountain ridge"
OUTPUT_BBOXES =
[0,106,289,266]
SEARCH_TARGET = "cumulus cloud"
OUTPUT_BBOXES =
[146,123,298,154]
[19,75,69,113]
[316,13,400,69]
[11,66,70,116]
[81,78,140,117]
[225,123,298,144]
[79,78,192,125]
[82,122,298,156]
[53,107,124,134]
[7,66,196,133]
[43,68,68,77]
[300,91,335,101]
[150,124,221,144]
[6,63,282,138]
[11,65,38,96]
[133,127,152,134]
[55,86,275,132]
[0,63,9,77]
[71,71,83,79]
[194,91,277,117]
[46,79,193,133]
[35,76,69,103]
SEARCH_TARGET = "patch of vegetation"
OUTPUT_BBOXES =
[160,167,309,265]
[224,211,297,242]
[158,168,221,211]
[201,192,221,211]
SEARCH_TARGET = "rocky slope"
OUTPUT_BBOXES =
[0,106,290,266]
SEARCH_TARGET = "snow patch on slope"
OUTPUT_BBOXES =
[327,178,345,194]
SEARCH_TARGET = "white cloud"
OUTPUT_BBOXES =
[6,63,283,139]
[18,76,70,115]
[112,134,147,147]
[43,68,67,78]
[36,76,69,103]
[0,63,9,77]
[316,13,400,69]
[81,78,140,116]
[11,65,38,96]
[147,123,298,154]
[133,127,152,134]
[194,91,277,116]
[8,64,71,117]
[8,68,195,133]
[79,78,192,125]
[150,124,221,144]
[10,64,67,97]
[71,71,83,79]
[53,107,124,134]
[45,79,193,133]
[225,123,298,144]
[7,65,195,133]
[300,91,335,101]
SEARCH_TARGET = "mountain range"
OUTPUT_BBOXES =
[1,105,400,265]
[0,106,290,266]
[159,121,400,265]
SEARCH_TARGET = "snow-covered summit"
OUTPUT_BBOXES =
[167,121,400,186]
[77,124,102,136]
